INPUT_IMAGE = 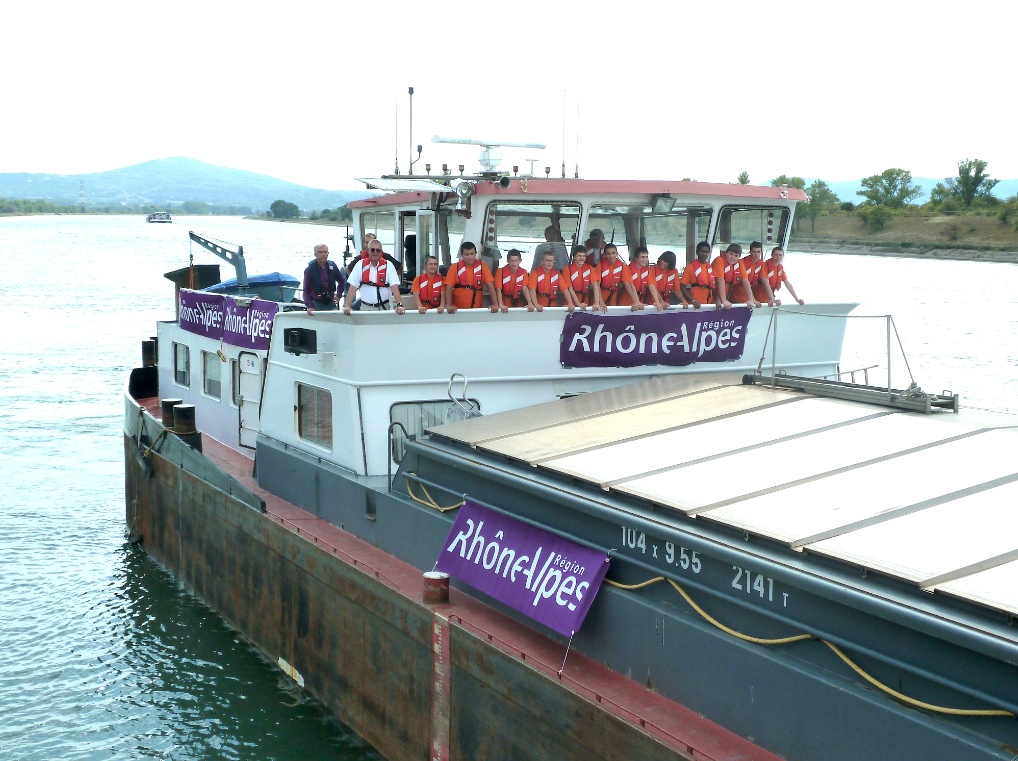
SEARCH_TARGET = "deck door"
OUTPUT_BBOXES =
[237,351,263,449]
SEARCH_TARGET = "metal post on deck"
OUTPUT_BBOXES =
[886,316,892,402]
[771,309,778,382]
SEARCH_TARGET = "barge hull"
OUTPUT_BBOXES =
[124,426,771,761]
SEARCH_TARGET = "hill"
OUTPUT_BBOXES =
[0,157,370,212]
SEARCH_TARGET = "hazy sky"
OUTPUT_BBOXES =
[3,1,1013,190]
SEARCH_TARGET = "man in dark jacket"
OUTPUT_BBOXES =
[303,244,346,314]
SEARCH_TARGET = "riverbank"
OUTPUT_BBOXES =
[795,241,1018,263]
[791,211,1018,263]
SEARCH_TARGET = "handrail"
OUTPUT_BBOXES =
[447,373,481,418]
[387,421,409,491]
[754,308,950,412]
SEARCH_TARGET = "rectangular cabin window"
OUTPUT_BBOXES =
[586,205,713,264]
[359,210,397,257]
[484,202,581,271]
[202,351,222,399]
[436,204,466,267]
[714,206,790,254]
[173,343,190,386]
[390,400,481,462]
[230,359,240,406]
[297,383,333,449]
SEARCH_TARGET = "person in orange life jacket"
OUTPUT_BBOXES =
[495,249,536,312]
[529,251,565,310]
[684,241,716,305]
[562,245,602,312]
[584,228,606,266]
[680,241,715,310]
[595,243,640,311]
[736,241,778,306]
[620,246,665,310]
[654,250,691,309]
[344,243,405,314]
[303,243,346,315]
[411,255,446,313]
[712,243,759,309]
[444,241,498,313]
[766,247,804,305]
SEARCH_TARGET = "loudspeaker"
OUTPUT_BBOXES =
[497,176,511,188]
[284,328,317,356]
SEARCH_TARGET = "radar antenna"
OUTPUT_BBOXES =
[431,136,546,174]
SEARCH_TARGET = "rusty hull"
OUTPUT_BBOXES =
[126,434,766,761]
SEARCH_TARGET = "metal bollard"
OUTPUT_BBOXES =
[160,398,183,427]
[423,571,450,604]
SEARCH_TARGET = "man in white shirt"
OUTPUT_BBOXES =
[344,243,406,314]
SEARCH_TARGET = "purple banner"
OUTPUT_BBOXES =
[179,290,279,350]
[560,309,751,369]
[435,500,609,637]
[224,298,278,350]
[179,290,225,340]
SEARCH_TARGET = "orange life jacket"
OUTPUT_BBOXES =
[363,259,388,287]
[532,268,561,306]
[742,256,767,285]
[655,266,677,297]
[687,261,713,287]
[454,261,485,308]
[599,259,626,305]
[566,263,594,303]
[416,273,444,307]
[629,262,652,296]
[767,261,785,291]
[498,267,528,298]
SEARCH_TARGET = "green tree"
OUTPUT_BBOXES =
[857,205,892,231]
[770,175,806,190]
[800,180,840,233]
[928,182,952,207]
[737,171,750,185]
[857,168,921,208]
[946,158,998,208]
[182,200,209,215]
[270,199,300,219]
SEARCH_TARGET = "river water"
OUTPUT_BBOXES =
[0,215,1015,760]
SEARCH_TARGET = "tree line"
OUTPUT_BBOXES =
[267,199,352,223]
[0,198,255,216]
[738,159,1017,234]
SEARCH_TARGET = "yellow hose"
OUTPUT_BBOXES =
[604,576,1013,717]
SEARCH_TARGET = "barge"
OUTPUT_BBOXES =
[123,173,1018,760]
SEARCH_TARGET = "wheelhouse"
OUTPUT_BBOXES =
[349,178,804,284]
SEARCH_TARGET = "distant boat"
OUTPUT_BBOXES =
[146,212,172,223]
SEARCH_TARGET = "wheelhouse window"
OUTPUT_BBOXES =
[482,202,581,270]
[714,206,789,253]
[586,204,712,264]
[436,203,467,267]
[359,210,397,255]
[202,351,222,399]
[173,343,190,386]
[297,383,333,448]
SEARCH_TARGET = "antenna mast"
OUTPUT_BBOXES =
[574,96,580,178]
[408,86,422,172]
[394,93,400,175]
[561,90,566,179]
